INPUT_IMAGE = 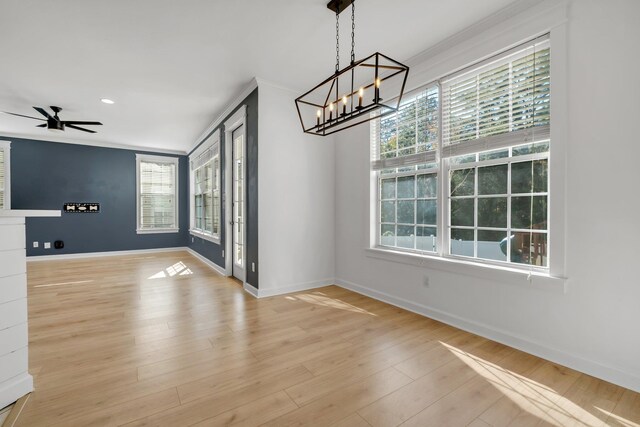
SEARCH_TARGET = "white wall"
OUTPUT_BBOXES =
[334,0,640,392]
[257,81,336,294]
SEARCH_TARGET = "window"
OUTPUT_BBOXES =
[373,86,440,253]
[0,141,10,210]
[136,154,179,233]
[372,35,551,270]
[189,130,221,242]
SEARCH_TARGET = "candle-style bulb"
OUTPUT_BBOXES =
[342,95,347,105]
[317,109,322,117]
[316,109,321,127]
[374,78,382,103]
[359,87,364,97]
[329,103,334,111]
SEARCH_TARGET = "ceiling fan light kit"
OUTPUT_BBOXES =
[295,0,409,136]
[4,105,103,134]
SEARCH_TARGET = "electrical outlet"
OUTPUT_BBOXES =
[33,241,39,248]
[252,262,255,272]
[44,242,51,249]
[423,275,430,287]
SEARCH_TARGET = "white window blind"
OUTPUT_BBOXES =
[0,148,5,209]
[442,35,550,158]
[189,130,221,241]
[371,85,439,171]
[0,142,10,210]
[137,155,178,232]
[190,142,219,171]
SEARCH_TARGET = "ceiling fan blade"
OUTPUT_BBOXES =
[66,124,96,133]
[62,121,102,126]
[33,106,55,120]
[3,111,46,121]
[36,123,47,128]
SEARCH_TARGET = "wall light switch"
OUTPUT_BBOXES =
[222,250,225,258]
[33,241,39,248]
[252,262,255,272]
[44,242,51,249]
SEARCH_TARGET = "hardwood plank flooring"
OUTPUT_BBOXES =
[14,250,640,426]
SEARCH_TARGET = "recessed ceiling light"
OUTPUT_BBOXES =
[101,98,115,104]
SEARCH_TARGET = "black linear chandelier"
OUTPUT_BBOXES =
[295,0,409,136]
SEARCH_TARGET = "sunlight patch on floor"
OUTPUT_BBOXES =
[147,261,193,279]
[286,292,377,316]
[594,408,639,427]
[443,342,623,426]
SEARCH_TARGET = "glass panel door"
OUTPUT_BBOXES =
[232,125,245,280]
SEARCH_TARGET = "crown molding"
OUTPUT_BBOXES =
[405,0,563,68]
[0,131,187,155]
[254,77,302,95]
[190,78,259,154]
[397,0,567,97]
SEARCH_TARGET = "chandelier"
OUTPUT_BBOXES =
[295,0,409,136]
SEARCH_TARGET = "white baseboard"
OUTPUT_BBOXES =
[243,283,259,298]
[26,247,189,261]
[0,373,32,411]
[244,278,334,299]
[185,248,227,276]
[335,278,640,394]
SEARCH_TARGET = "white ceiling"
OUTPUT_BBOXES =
[0,0,520,153]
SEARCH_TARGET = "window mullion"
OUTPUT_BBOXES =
[437,82,445,257]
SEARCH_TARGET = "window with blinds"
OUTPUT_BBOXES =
[371,85,440,253]
[442,36,550,158]
[371,35,551,269]
[0,148,5,209]
[136,154,179,233]
[189,131,221,242]
[0,142,10,210]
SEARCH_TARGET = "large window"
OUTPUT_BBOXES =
[136,154,179,233]
[373,86,439,253]
[0,141,10,210]
[189,130,221,242]
[372,36,550,270]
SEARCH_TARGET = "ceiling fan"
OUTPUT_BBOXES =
[3,106,102,133]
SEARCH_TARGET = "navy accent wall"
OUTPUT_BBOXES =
[189,88,259,288]
[6,137,189,256]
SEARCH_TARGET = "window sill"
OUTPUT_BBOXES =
[189,229,220,245]
[365,247,567,294]
[136,228,180,235]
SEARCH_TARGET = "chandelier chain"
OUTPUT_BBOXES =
[350,0,355,64]
[335,7,340,73]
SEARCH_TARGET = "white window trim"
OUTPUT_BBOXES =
[223,105,247,279]
[0,141,11,210]
[189,129,221,244]
[136,153,180,234]
[369,21,568,287]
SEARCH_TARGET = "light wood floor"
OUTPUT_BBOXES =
[15,251,640,426]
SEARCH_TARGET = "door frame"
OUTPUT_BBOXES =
[223,105,247,283]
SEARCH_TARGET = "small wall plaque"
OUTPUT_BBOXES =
[64,203,100,213]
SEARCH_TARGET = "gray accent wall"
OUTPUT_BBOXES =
[7,137,189,256]
[189,88,259,288]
